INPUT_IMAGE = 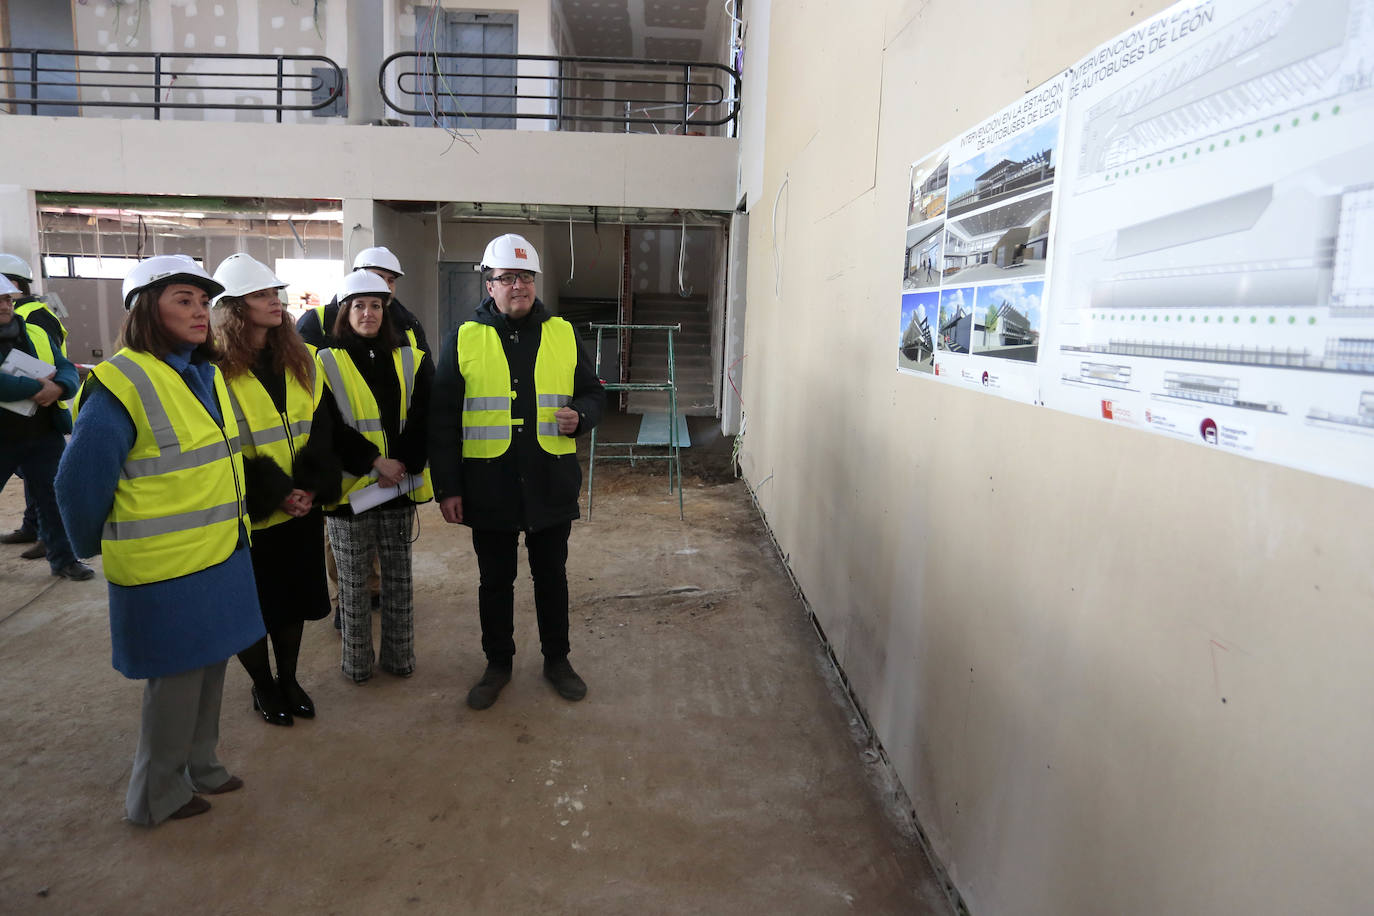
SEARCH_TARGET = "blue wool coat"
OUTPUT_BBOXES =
[55,347,265,679]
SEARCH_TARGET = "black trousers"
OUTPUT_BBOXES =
[471,521,572,666]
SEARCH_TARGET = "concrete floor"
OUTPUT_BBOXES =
[0,425,949,915]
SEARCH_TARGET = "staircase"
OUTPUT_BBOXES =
[624,294,714,416]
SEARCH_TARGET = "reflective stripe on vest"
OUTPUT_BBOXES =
[456,318,577,458]
[317,346,433,507]
[87,349,247,587]
[21,322,70,415]
[15,300,67,356]
[224,344,323,530]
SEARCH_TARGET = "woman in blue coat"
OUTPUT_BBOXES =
[56,255,265,825]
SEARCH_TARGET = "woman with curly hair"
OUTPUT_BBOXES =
[211,253,363,726]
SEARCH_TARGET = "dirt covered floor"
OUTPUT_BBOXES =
[0,419,948,915]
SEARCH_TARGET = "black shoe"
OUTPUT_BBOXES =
[0,527,37,545]
[277,677,315,719]
[466,664,512,710]
[20,541,46,560]
[168,795,211,820]
[53,560,94,581]
[251,683,294,726]
[543,659,587,702]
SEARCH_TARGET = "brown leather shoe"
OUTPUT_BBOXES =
[203,775,243,796]
[168,796,211,820]
[0,528,37,545]
[20,541,46,560]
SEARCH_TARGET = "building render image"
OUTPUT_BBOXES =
[1,1,1372,914]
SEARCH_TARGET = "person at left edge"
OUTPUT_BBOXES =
[55,254,265,825]
[0,252,69,560]
[0,273,92,581]
[212,253,344,727]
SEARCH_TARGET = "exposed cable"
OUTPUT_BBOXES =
[287,217,307,256]
[435,201,445,260]
[567,216,575,284]
[677,215,693,297]
[771,172,789,297]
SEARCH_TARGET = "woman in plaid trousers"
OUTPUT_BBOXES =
[317,271,434,683]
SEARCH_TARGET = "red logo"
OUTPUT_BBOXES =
[514,248,528,260]
[1101,400,1114,419]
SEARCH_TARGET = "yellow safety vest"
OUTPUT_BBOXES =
[316,345,434,508]
[21,319,70,413]
[16,299,67,356]
[317,304,418,349]
[457,318,577,459]
[83,349,247,587]
[224,344,324,530]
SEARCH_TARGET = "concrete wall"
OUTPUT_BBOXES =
[0,117,737,213]
[737,1,1374,914]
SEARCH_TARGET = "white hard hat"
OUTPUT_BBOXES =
[480,234,541,273]
[0,253,33,282]
[338,269,391,303]
[211,253,286,307]
[352,246,404,277]
[121,254,224,310]
[0,274,20,297]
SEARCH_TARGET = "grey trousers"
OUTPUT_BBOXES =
[125,660,234,826]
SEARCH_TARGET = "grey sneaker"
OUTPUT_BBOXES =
[467,664,512,710]
[543,659,587,702]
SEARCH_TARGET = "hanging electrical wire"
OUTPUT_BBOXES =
[567,216,575,284]
[287,217,307,257]
[677,214,693,297]
[421,3,480,154]
[772,172,789,297]
[435,201,445,260]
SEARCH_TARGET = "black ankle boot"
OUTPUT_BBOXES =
[251,682,294,726]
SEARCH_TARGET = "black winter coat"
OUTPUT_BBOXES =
[428,298,605,533]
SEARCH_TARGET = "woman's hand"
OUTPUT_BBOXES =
[281,488,314,517]
[372,456,406,488]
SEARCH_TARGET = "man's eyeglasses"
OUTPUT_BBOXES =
[490,271,535,286]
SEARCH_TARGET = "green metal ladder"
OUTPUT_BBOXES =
[587,322,684,520]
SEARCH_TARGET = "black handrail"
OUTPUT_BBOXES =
[0,48,341,121]
[380,51,739,132]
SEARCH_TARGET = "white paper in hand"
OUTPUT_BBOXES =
[348,474,424,514]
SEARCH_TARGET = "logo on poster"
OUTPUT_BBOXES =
[982,371,990,387]
[1200,417,1218,444]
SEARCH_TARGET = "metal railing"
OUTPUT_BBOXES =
[380,51,739,133]
[0,48,341,121]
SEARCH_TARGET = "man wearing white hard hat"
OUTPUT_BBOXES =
[429,233,605,709]
[0,273,92,581]
[0,252,69,558]
[296,246,430,353]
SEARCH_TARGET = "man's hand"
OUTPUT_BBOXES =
[31,378,63,407]
[555,406,579,435]
[372,456,406,488]
[440,495,463,525]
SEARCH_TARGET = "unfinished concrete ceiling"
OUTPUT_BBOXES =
[559,0,726,61]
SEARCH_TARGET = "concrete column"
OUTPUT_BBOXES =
[342,198,377,266]
[346,0,386,124]
[720,210,748,436]
[0,185,41,291]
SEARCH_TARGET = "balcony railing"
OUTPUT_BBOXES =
[380,52,740,134]
[0,48,341,121]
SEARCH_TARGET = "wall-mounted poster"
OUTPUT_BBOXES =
[898,77,1066,404]
[1042,0,1374,486]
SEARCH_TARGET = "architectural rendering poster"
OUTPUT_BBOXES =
[898,77,1066,404]
[1043,0,1374,486]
